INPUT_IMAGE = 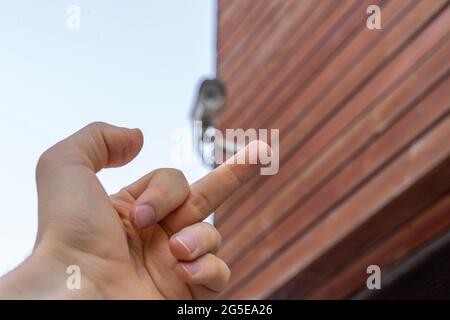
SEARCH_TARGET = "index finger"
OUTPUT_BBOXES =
[161,141,271,235]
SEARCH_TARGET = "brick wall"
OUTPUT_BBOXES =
[214,0,450,299]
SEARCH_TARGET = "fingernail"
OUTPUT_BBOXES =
[134,204,156,229]
[181,261,201,275]
[175,231,198,254]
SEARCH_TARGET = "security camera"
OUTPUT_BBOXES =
[192,79,226,134]
[191,79,228,167]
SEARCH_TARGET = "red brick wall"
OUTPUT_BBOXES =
[215,0,450,299]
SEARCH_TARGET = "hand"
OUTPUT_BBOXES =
[0,122,267,299]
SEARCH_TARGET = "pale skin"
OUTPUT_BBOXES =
[0,122,268,299]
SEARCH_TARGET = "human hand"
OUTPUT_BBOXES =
[0,122,267,299]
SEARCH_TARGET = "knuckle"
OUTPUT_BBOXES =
[86,121,108,130]
[207,254,220,272]
[215,229,222,248]
[154,168,188,185]
[84,122,110,142]
[166,168,190,190]
[152,168,190,198]
[213,257,230,283]
[212,256,229,279]
[155,184,173,204]
[36,147,58,173]
[190,189,213,218]
[84,122,111,141]
[222,263,231,284]
[203,222,222,248]
[168,167,184,177]
[118,186,129,195]
[115,188,134,201]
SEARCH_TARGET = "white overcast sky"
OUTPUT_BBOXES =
[0,0,215,275]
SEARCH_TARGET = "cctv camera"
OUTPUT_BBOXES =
[192,79,226,132]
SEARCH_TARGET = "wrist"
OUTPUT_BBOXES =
[0,243,102,300]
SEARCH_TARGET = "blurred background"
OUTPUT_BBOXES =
[213,0,450,299]
[0,0,214,275]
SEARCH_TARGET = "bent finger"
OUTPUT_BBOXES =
[175,253,231,292]
[169,222,221,261]
[124,168,190,229]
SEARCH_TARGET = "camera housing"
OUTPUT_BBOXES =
[192,79,226,132]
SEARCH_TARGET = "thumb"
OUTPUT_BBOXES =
[37,122,144,174]
[34,122,144,250]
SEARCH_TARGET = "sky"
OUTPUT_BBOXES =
[0,0,215,275]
